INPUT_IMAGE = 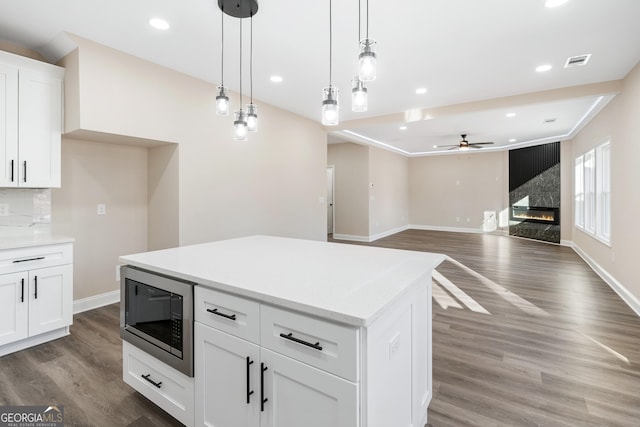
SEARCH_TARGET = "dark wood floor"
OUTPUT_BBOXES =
[1,229,639,426]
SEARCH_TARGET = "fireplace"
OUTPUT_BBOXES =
[510,206,559,225]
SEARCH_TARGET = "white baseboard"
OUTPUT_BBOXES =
[73,289,120,315]
[332,233,370,242]
[0,327,69,357]
[409,224,485,234]
[572,243,640,317]
[560,239,573,247]
[369,225,410,242]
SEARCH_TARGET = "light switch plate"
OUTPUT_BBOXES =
[97,203,106,215]
[0,204,8,216]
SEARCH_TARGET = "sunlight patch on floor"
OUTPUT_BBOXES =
[433,270,490,314]
[578,331,630,365]
[432,280,463,310]
[444,255,550,317]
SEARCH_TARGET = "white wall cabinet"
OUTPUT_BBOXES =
[0,50,64,188]
[0,242,73,356]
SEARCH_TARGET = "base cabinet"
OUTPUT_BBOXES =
[0,243,73,355]
[195,323,358,427]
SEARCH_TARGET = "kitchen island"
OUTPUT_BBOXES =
[120,235,444,427]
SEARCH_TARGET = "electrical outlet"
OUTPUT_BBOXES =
[0,204,8,216]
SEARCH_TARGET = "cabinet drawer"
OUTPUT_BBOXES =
[0,243,72,275]
[123,341,194,427]
[260,305,360,382]
[195,286,260,344]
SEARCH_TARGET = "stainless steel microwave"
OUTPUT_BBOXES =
[120,265,195,376]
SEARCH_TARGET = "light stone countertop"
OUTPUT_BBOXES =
[120,235,445,327]
[0,232,75,251]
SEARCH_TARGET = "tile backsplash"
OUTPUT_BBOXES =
[0,188,51,235]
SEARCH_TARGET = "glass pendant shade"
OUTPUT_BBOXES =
[246,103,258,132]
[215,86,230,116]
[321,86,339,126]
[358,39,377,82]
[351,77,368,112]
[233,110,248,141]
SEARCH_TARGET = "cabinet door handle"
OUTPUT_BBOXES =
[23,161,27,183]
[246,357,254,404]
[260,363,268,412]
[13,257,45,264]
[21,278,24,303]
[34,276,38,299]
[206,308,237,321]
[279,332,323,351]
[10,160,14,182]
[141,374,162,388]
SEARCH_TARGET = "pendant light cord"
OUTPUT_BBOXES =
[221,6,224,86]
[329,0,332,87]
[358,0,361,42]
[250,12,253,103]
[239,17,243,108]
[366,0,369,39]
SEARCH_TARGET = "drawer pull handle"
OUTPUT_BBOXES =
[246,357,254,404]
[260,363,268,412]
[206,308,237,321]
[279,332,323,351]
[141,374,162,388]
[13,257,45,264]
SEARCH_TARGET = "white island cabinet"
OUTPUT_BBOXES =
[120,236,444,427]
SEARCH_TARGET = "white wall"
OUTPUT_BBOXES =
[571,60,640,311]
[62,35,328,247]
[409,151,506,231]
[369,146,409,238]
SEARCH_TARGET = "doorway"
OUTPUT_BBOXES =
[327,166,335,236]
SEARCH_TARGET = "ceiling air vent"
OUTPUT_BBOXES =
[564,54,592,68]
[544,118,557,124]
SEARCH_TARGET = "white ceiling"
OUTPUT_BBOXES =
[1,0,639,155]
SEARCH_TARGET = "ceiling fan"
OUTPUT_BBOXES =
[436,134,494,151]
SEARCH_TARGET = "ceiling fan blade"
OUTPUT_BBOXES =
[448,146,459,150]
[469,142,494,145]
[469,145,483,149]
[435,144,458,148]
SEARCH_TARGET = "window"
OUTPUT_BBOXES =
[574,156,584,228]
[574,141,611,244]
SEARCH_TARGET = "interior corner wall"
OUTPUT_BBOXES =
[51,138,148,301]
[409,151,505,231]
[65,35,327,246]
[571,60,640,308]
[327,143,369,238]
[368,146,409,238]
[148,144,179,250]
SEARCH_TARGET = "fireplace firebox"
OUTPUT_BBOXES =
[510,206,559,225]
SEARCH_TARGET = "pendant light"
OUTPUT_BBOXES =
[215,6,230,116]
[322,0,339,126]
[358,0,377,82]
[233,16,248,141]
[246,10,258,132]
[352,0,368,112]
[351,76,368,112]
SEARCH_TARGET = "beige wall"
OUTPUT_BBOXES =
[51,138,148,301]
[571,60,640,306]
[148,144,179,250]
[62,36,327,248]
[369,146,409,237]
[327,143,369,238]
[409,151,506,231]
[560,140,573,242]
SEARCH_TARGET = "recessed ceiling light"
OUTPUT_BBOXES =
[149,18,170,30]
[270,75,283,83]
[415,87,427,95]
[433,145,438,148]
[509,138,517,143]
[545,0,569,8]
[536,64,552,73]
[506,113,516,118]
[399,126,407,130]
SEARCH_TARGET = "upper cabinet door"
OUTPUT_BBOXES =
[18,68,63,188]
[0,63,18,187]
